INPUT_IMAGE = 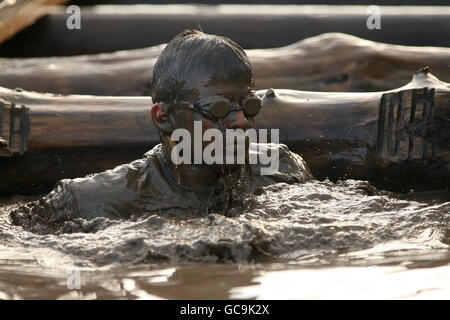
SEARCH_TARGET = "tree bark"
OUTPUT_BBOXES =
[1,33,450,96]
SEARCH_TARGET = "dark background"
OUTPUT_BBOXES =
[1,0,449,57]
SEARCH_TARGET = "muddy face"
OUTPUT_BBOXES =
[151,30,256,179]
[159,79,259,213]
[168,81,255,160]
[151,68,260,202]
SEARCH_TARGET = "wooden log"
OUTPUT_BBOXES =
[0,91,153,195]
[0,89,154,150]
[0,0,69,44]
[0,69,448,195]
[257,69,450,192]
[2,5,450,57]
[1,33,450,96]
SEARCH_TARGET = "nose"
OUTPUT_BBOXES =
[223,110,251,130]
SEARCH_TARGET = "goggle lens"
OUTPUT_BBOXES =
[199,95,262,119]
[210,100,231,118]
[242,97,262,117]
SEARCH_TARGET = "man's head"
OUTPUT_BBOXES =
[151,29,253,105]
[151,30,260,166]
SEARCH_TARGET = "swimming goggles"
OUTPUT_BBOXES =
[164,94,262,119]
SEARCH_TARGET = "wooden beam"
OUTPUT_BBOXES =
[1,33,449,95]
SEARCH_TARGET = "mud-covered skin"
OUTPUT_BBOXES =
[10,143,312,234]
[10,31,315,234]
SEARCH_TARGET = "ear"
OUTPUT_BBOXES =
[151,103,173,135]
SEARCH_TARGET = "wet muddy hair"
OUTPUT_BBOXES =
[151,29,253,104]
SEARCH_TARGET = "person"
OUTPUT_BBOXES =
[10,30,312,234]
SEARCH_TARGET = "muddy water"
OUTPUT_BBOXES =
[0,180,449,299]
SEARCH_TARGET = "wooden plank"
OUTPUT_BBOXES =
[1,33,449,95]
[2,5,450,57]
[0,0,69,44]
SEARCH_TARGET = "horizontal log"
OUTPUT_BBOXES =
[1,69,448,195]
[258,72,450,192]
[0,0,69,44]
[1,33,450,95]
[2,5,450,57]
[0,92,153,150]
